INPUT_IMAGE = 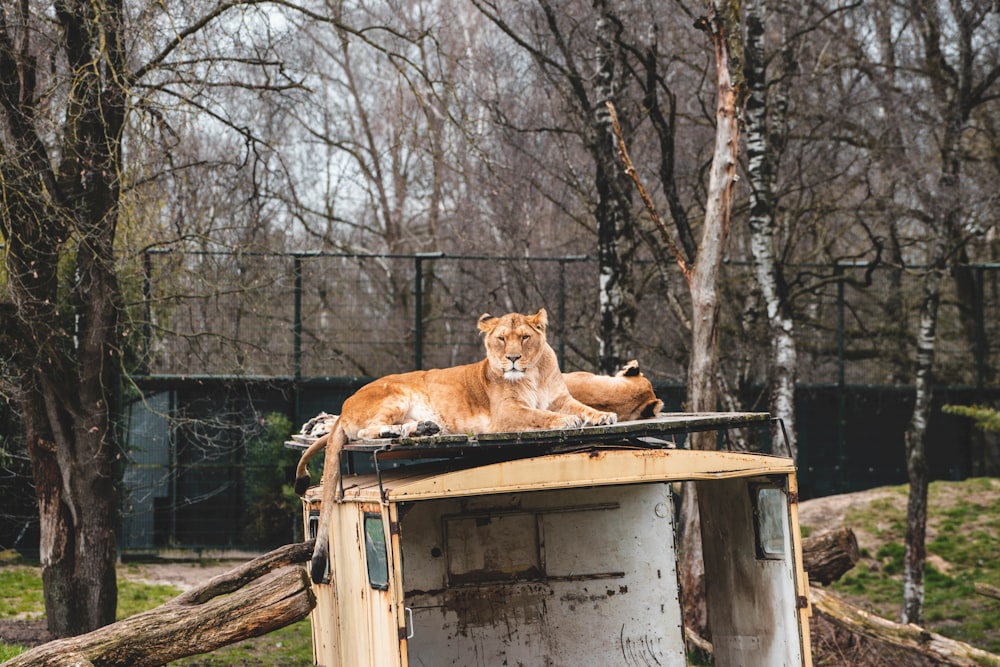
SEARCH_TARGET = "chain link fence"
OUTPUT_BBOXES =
[138,251,999,387]
[5,252,998,554]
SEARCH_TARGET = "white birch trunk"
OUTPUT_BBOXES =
[744,0,797,459]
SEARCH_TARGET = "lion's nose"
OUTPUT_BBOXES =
[506,354,521,363]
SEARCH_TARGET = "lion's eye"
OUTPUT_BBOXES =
[497,336,505,343]
[521,335,530,342]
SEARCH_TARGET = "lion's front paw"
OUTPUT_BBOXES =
[556,415,585,429]
[591,411,617,426]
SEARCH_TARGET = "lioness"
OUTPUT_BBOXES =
[292,361,663,495]
[307,308,616,583]
[563,360,663,421]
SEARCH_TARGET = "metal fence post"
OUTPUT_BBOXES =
[414,256,424,370]
[558,260,567,370]
[293,255,303,381]
[293,254,303,424]
[835,264,847,493]
[974,266,986,390]
[142,250,153,375]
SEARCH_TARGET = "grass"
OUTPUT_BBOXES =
[0,567,44,620]
[805,477,1000,654]
[0,643,29,662]
[0,557,313,666]
[168,620,313,666]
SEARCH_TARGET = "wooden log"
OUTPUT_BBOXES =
[810,586,1000,667]
[2,541,316,667]
[975,582,1000,602]
[801,526,860,585]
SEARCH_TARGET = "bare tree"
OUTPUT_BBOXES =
[0,0,312,636]
[1,0,128,635]
[744,0,797,458]
[609,0,745,635]
[470,0,642,373]
[897,0,999,625]
[813,0,1000,624]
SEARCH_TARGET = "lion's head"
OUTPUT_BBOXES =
[478,308,550,382]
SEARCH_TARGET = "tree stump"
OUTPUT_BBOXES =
[801,526,860,585]
[2,541,316,667]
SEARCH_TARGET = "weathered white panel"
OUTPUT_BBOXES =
[445,513,540,581]
[698,477,805,667]
[401,484,686,667]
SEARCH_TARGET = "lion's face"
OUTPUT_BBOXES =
[478,309,549,382]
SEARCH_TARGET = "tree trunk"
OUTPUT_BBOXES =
[902,258,943,625]
[3,542,317,667]
[594,2,637,374]
[679,0,743,637]
[26,410,120,638]
[744,0,797,460]
[0,0,126,636]
[802,527,860,585]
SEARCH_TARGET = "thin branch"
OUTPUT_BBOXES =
[606,101,692,285]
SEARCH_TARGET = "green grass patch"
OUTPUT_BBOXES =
[116,579,182,619]
[0,567,44,620]
[167,619,313,666]
[823,478,1000,654]
[0,564,313,665]
[0,643,30,661]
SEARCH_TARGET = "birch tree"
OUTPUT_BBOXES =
[471,0,640,373]
[900,0,1000,625]
[610,0,744,634]
[744,0,797,459]
[821,0,1000,623]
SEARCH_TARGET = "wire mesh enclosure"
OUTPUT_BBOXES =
[137,251,1000,388]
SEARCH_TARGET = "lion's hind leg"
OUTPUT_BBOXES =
[356,419,441,440]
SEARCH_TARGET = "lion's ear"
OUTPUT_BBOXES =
[617,360,641,377]
[530,308,548,332]
[478,313,496,333]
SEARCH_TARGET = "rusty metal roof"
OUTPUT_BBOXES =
[292,412,796,502]
[287,411,773,460]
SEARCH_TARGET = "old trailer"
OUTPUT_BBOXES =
[292,412,813,667]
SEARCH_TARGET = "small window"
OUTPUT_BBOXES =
[364,513,389,590]
[307,510,330,584]
[752,486,787,559]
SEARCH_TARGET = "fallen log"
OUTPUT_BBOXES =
[801,526,860,585]
[2,541,316,667]
[976,582,1000,602]
[810,586,1000,667]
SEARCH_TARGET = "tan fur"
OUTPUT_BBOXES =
[562,360,664,422]
[308,309,616,583]
[294,360,663,494]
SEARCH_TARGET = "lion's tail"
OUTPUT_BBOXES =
[294,430,331,496]
[310,421,347,585]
